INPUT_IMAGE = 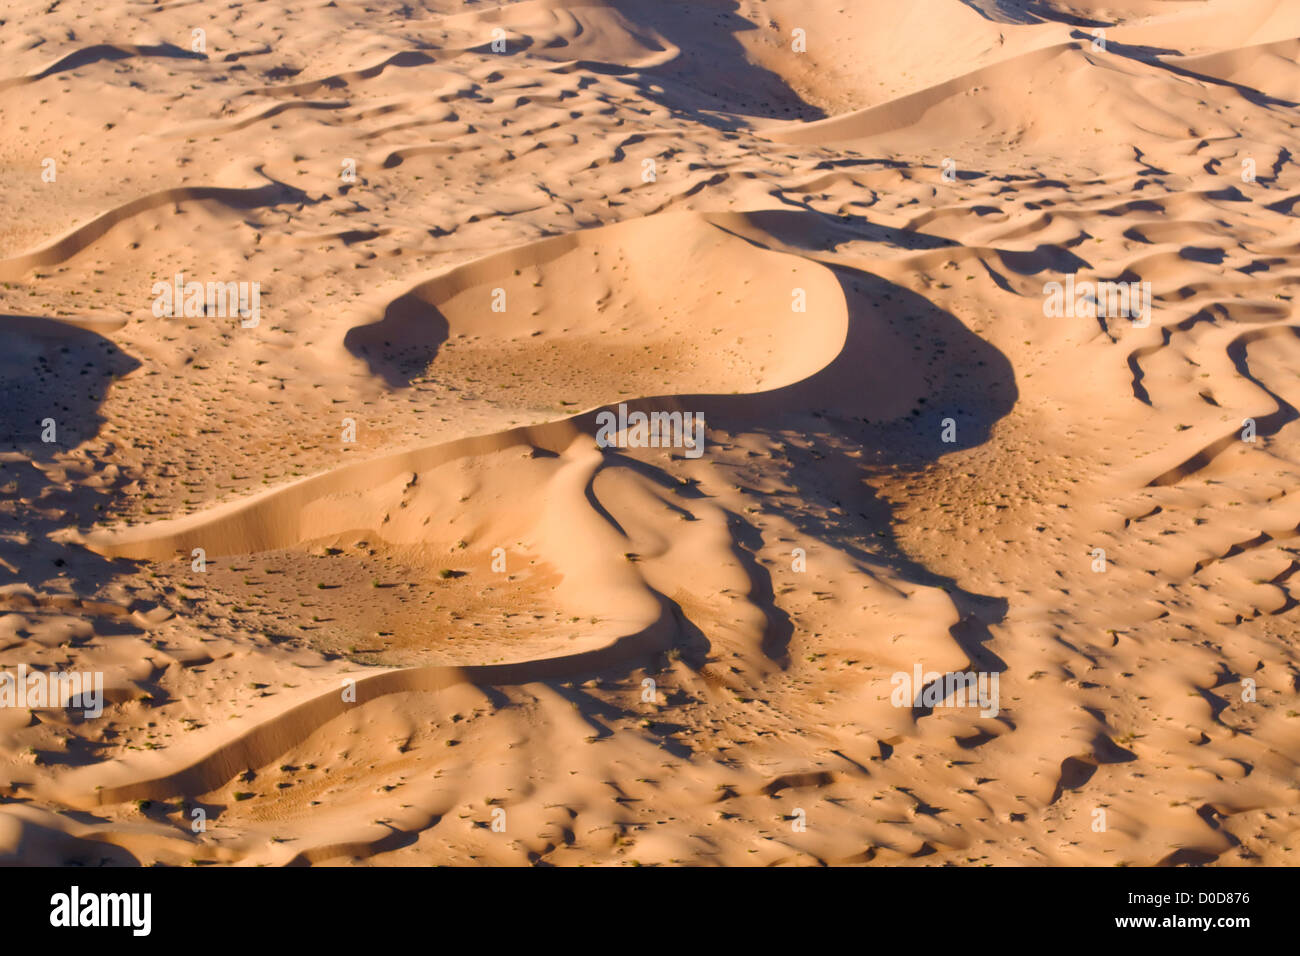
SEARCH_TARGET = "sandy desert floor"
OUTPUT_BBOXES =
[2,0,1300,866]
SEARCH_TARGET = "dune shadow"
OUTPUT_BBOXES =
[0,42,206,93]
[707,265,1017,643]
[342,291,450,388]
[608,0,826,129]
[0,315,147,652]
[732,266,1017,668]
[35,43,205,81]
[1180,246,1227,265]
[1081,34,1300,109]
[754,202,960,252]
[581,251,1017,670]
[959,0,1110,27]
[0,315,139,460]
[682,212,1018,451]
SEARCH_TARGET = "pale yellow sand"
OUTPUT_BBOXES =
[2,0,1299,865]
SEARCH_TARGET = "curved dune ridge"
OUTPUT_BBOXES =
[2,0,1300,866]
[0,179,309,281]
[73,210,849,559]
[45,211,861,809]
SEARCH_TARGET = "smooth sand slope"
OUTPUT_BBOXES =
[1,0,1299,865]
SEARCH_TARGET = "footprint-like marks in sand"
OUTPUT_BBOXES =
[56,209,1017,812]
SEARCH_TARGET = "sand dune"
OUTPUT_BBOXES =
[2,0,1299,867]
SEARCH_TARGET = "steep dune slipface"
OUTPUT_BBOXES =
[2,0,1300,867]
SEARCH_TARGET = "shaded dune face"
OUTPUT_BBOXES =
[0,316,145,625]
[0,316,138,458]
[2,0,1299,867]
